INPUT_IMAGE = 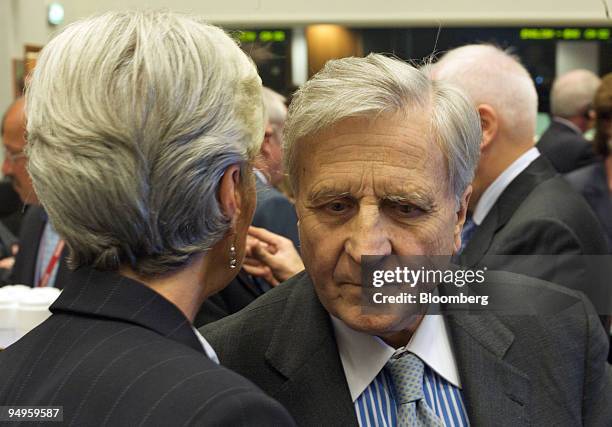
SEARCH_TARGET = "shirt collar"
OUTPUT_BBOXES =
[192,327,219,364]
[253,169,269,185]
[331,315,461,402]
[472,147,540,225]
[552,117,583,135]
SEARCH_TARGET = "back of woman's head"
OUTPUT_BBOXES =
[25,10,264,275]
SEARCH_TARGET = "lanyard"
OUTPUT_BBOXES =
[37,239,65,287]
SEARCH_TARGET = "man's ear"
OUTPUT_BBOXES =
[477,104,499,151]
[218,164,243,227]
[260,125,275,158]
[453,185,472,254]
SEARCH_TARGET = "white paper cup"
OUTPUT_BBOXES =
[15,287,61,340]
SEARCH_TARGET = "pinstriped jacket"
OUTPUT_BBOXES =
[0,267,295,426]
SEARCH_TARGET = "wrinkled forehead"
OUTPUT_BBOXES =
[294,113,451,197]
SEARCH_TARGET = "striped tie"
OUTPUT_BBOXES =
[385,352,444,427]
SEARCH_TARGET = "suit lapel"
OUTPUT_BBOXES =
[459,204,499,267]
[265,276,357,426]
[446,314,531,426]
[459,156,556,267]
[23,206,48,285]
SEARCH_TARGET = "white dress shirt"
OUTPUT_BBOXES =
[472,147,540,225]
[193,327,220,364]
[331,315,462,402]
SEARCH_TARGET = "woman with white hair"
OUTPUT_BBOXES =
[0,10,294,426]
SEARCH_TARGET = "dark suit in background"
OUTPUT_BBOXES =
[0,266,294,426]
[565,161,612,252]
[194,177,300,326]
[253,176,299,248]
[458,156,609,312]
[7,205,70,287]
[0,179,25,236]
[202,271,612,426]
[537,119,597,173]
[194,270,266,326]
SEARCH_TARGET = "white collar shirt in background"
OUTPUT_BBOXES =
[193,327,220,364]
[472,147,540,225]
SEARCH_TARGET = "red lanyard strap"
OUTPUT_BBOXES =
[37,240,65,287]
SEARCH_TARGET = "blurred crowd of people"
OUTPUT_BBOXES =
[0,10,611,426]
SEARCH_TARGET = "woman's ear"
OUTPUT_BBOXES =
[477,104,499,151]
[218,164,243,227]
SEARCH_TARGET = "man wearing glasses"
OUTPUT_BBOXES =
[1,97,67,288]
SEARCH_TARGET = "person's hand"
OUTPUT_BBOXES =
[243,233,279,285]
[0,256,15,270]
[243,226,304,286]
[0,244,18,270]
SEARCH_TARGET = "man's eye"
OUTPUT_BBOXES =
[325,200,352,214]
[388,202,424,218]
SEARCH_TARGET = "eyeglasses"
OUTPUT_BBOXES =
[3,149,26,164]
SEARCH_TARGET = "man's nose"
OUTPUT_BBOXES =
[344,205,392,264]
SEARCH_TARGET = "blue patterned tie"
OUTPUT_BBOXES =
[385,352,444,427]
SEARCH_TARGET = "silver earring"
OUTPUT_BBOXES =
[229,243,237,269]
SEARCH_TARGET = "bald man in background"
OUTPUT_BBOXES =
[538,69,600,173]
[433,45,609,315]
[1,98,69,287]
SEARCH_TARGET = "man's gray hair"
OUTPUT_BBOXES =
[25,10,264,275]
[284,53,481,203]
[431,44,538,144]
[262,87,287,126]
[550,69,601,118]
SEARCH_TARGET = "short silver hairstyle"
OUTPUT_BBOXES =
[551,69,601,118]
[431,44,538,143]
[25,10,264,275]
[284,53,481,203]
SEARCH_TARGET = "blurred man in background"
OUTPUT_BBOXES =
[433,45,609,314]
[538,69,600,173]
[194,87,301,325]
[1,97,68,287]
[252,87,299,247]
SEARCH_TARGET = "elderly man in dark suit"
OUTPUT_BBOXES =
[202,54,612,426]
[432,45,609,313]
[537,69,600,173]
[1,98,69,288]
[0,11,294,426]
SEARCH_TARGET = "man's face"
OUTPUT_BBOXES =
[265,122,285,186]
[2,101,37,204]
[295,113,466,336]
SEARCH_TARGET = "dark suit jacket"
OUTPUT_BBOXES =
[537,119,597,173]
[565,161,612,252]
[253,177,299,248]
[202,271,612,426]
[7,205,70,288]
[0,179,25,236]
[194,178,300,325]
[194,270,266,327]
[0,266,295,426]
[457,156,609,313]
